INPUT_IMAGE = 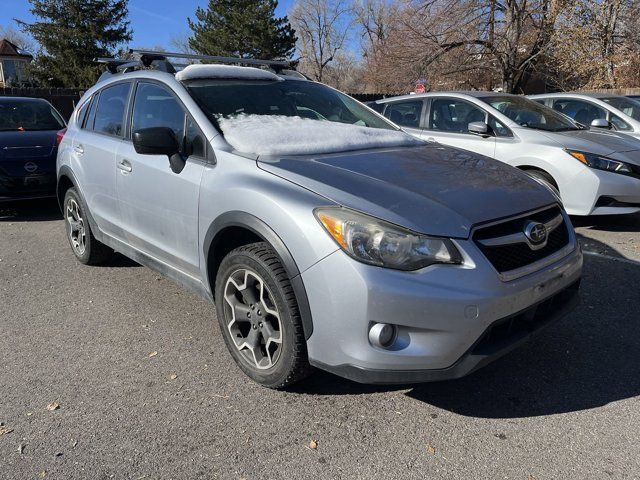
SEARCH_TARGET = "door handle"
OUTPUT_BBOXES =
[74,144,84,155]
[117,159,132,173]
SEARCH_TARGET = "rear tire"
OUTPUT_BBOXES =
[214,242,312,388]
[63,188,112,265]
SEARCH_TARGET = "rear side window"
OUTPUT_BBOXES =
[93,83,131,136]
[77,96,92,128]
[383,100,423,128]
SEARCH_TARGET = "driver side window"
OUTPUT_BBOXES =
[428,98,486,133]
[131,82,206,158]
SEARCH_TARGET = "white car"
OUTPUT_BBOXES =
[373,92,640,216]
[529,92,640,139]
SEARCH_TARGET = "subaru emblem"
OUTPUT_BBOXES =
[524,221,547,245]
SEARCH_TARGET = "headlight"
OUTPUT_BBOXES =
[314,207,463,270]
[566,150,633,174]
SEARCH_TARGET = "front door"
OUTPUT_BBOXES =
[116,81,206,277]
[421,97,496,158]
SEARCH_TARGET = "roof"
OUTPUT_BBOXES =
[0,96,49,103]
[375,90,515,103]
[175,64,283,82]
[0,39,32,59]
[528,92,619,99]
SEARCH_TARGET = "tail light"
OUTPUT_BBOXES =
[56,128,67,146]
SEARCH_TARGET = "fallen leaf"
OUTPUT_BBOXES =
[309,440,318,450]
[18,443,25,454]
[0,426,13,435]
[148,351,158,358]
[39,471,47,478]
[25,412,33,417]
[169,374,178,380]
[46,402,60,411]
[427,444,436,455]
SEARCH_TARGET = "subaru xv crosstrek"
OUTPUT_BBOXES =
[56,59,582,388]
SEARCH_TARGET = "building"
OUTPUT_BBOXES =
[0,39,32,87]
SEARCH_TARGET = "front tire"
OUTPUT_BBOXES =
[214,242,312,388]
[63,188,112,265]
[525,169,560,196]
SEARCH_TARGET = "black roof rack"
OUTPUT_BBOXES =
[95,50,297,82]
[130,49,294,71]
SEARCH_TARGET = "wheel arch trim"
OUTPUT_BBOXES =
[203,211,314,339]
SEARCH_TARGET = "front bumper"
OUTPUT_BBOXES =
[0,171,57,201]
[302,237,583,384]
[564,167,640,216]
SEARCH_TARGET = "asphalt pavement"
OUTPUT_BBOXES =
[1,199,639,479]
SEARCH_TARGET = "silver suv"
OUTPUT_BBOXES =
[56,52,582,388]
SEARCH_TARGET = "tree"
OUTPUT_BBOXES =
[17,0,132,87]
[290,0,353,82]
[188,0,297,60]
[547,0,633,89]
[0,25,37,55]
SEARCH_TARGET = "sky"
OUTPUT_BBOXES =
[0,0,295,51]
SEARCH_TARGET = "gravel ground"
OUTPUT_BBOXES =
[1,200,639,480]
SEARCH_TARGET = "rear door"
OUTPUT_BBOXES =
[71,82,131,238]
[421,97,496,158]
[115,81,206,277]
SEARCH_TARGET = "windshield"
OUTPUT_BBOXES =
[480,95,581,132]
[601,96,640,121]
[0,99,65,131]
[185,79,396,131]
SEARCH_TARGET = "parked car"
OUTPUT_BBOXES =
[374,92,640,216]
[529,92,640,138]
[57,54,582,388]
[0,96,66,201]
[627,95,640,101]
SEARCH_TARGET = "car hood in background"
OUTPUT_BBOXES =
[0,130,58,175]
[538,129,640,164]
[258,145,555,239]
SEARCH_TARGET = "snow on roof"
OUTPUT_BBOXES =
[175,64,282,82]
[217,114,422,156]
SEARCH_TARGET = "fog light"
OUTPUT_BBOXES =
[369,323,397,348]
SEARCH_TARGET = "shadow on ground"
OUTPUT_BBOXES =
[1,197,139,267]
[294,235,640,418]
[570,211,640,233]
[0,198,62,221]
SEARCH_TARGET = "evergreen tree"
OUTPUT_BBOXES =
[188,0,297,60]
[18,0,132,87]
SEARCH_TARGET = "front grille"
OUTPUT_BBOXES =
[472,280,580,356]
[473,205,570,275]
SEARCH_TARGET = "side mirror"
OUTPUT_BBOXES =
[468,121,491,137]
[133,127,185,174]
[590,118,611,129]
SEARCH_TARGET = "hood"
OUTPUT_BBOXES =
[538,128,640,156]
[0,130,58,175]
[258,145,555,238]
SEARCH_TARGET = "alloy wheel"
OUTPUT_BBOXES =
[223,268,283,370]
[66,198,86,256]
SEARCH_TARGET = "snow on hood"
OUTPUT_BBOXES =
[175,64,282,82]
[217,114,423,156]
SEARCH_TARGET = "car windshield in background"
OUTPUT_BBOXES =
[480,95,581,132]
[0,99,65,131]
[601,96,640,121]
[184,79,395,131]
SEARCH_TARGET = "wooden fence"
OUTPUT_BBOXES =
[0,87,84,120]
